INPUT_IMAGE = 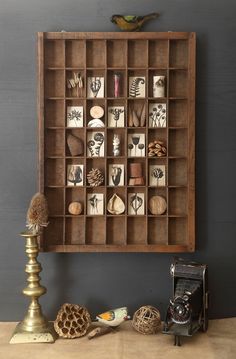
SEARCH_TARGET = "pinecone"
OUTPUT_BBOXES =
[87,168,104,187]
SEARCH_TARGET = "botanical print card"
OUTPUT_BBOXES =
[67,164,83,186]
[108,164,125,186]
[128,193,145,215]
[87,131,105,157]
[129,77,145,98]
[108,106,125,127]
[149,165,166,187]
[87,77,104,98]
[87,193,104,215]
[149,103,167,128]
[67,106,83,127]
[127,133,145,157]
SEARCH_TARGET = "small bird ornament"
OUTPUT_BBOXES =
[111,13,159,32]
[96,307,130,327]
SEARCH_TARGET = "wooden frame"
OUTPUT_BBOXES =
[38,32,196,252]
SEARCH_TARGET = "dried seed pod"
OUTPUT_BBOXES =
[128,106,133,127]
[132,110,139,127]
[26,193,49,234]
[54,303,91,339]
[68,202,83,215]
[148,142,155,148]
[87,168,104,187]
[140,104,146,127]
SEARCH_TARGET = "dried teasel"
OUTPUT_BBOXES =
[26,193,49,234]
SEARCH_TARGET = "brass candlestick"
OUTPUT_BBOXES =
[10,231,57,343]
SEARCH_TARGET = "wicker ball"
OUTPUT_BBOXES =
[132,305,161,335]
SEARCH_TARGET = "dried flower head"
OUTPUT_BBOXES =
[26,193,49,234]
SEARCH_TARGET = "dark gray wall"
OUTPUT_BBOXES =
[0,0,236,321]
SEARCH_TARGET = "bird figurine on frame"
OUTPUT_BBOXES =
[111,12,159,31]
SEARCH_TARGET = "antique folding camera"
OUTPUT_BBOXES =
[163,258,209,346]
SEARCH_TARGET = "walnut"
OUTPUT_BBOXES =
[54,303,91,339]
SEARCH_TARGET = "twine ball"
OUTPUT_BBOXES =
[132,305,161,335]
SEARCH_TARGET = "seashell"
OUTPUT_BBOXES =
[107,193,125,215]
[149,195,167,215]
[132,110,139,127]
[87,119,104,127]
[148,142,155,148]
[68,202,83,215]
[67,134,84,156]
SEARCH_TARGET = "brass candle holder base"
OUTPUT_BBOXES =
[10,231,57,344]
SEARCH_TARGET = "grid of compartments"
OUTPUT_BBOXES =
[39,32,195,252]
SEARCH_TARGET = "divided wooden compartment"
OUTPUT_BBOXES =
[38,32,195,252]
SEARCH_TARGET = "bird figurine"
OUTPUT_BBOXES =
[111,13,159,32]
[96,307,130,327]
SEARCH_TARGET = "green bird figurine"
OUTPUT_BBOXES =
[111,13,159,31]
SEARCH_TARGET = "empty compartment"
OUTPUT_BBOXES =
[107,159,126,187]
[107,70,126,98]
[45,158,64,186]
[107,217,126,245]
[169,188,187,216]
[86,158,106,186]
[149,40,168,68]
[45,129,64,157]
[45,100,65,128]
[44,217,64,245]
[148,217,168,244]
[168,158,187,186]
[66,129,85,157]
[169,70,188,97]
[66,70,85,98]
[65,217,85,244]
[66,40,85,68]
[86,40,106,68]
[107,128,126,157]
[107,40,127,68]
[127,217,146,244]
[45,70,64,98]
[168,217,187,245]
[86,217,106,244]
[169,40,188,68]
[128,99,146,128]
[66,187,85,215]
[128,40,148,68]
[45,188,64,215]
[44,40,65,68]
[168,99,187,127]
[149,70,167,98]
[107,187,126,214]
[168,129,187,157]
[148,187,167,215]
